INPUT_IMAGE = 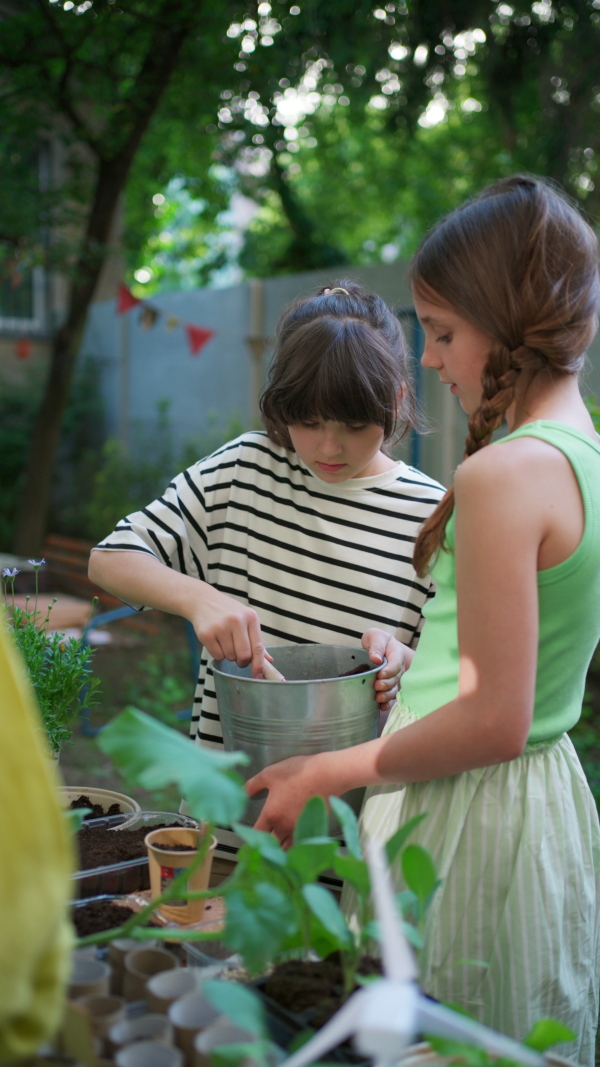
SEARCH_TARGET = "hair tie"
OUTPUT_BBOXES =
[324,286,349,296]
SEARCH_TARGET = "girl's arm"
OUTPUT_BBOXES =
[88,549,268,676]
[249,442,545,843]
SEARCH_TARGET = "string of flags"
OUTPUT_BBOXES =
[116,283,215,356]
[11,283,215,361]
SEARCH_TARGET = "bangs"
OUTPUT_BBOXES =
[270,317,398,434]
[276,369,391,429]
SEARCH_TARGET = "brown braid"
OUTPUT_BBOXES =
[413,344,521,576]
[410,174,599,577]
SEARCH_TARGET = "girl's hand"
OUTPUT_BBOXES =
[248,753,333,847]
[190,586,267,678]
[361,629,414,712]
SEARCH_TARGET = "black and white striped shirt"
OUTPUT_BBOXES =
[95,431,445,749]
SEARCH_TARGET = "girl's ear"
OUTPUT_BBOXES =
[396,383,408,407]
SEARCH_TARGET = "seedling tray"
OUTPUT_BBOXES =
[72,810,199,899]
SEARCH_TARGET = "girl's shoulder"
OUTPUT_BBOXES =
[196,430,286,471]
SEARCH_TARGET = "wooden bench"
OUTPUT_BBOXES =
[41,533,161,635]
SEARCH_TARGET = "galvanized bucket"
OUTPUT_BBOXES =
[212,644,381,831]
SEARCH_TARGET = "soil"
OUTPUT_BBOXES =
[70,794,123,819]
[262,952,382,1029]
[72,899,137,936]
[337,665,372,678]
[151,842,197,852]
[77,823,172,870]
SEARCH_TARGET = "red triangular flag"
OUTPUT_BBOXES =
[15,338,31,360]
[117,283,142,314]
[185,324,214,356]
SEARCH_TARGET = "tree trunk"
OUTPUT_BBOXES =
[12,3,203,555]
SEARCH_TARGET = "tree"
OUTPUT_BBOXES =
[1,0,242,554]
[3,0,600,552]
[127,0,600,288]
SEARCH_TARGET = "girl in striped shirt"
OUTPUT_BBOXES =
[89,280,445,756]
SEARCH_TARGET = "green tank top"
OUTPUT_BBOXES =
[402,421,600,743]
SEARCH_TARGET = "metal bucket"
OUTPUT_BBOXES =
[212,644,381,831]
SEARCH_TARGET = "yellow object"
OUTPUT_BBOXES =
[0,617,75,1062]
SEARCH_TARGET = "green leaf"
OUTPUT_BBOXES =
[97,707,248,825]
[301,884,353,949]
[233,823,287,866]
[332,853,369,897]
[201,980,268,1037]
[65,807,92,833]
[328,796,361,858]
[293,796,329,842]
[401,844,438,903]
[385,814,428,866]
[524,1019,576,1051]
[286,841,337,884]
[427,1037,490,1067]
[224,882,297,974]
[396,888,418,923]
[211,1042,271,1067]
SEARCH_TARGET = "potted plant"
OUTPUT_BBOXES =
[1,560,100,757]
[75,708,576,1067]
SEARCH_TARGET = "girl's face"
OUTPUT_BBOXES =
[287,419,393,482]
[413,290,492,414]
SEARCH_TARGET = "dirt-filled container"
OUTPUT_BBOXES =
[212,643,381,831]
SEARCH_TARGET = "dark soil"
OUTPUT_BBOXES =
[263,953,382,1029]
[77,823,172,870]
[70,794,123,819]
[151,842,197,852]
[338,665,372,678]
[72,899,137,936]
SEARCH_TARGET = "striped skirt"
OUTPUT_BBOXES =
[341,701,600,1067]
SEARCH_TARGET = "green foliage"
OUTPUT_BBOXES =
[80,405,247,543]
[220,795,437,995]
[202,979,269,1037]
[97,707,249,827]
[2,565,100,753]
[122,649,191,728]
[524,1018,576,1052]
[427,1014,576,1065]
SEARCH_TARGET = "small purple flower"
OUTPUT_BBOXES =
[2,567,19,578]
[27,558,45,568]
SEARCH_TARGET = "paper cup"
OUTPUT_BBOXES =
[123,946,180,1003]
[146,968,198,1014]
[145,828,217,924]
[67,956,111,998]
[115,1040,184,1067]
[168,990,221,1066]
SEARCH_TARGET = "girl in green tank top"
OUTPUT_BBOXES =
[246,176,600,1066]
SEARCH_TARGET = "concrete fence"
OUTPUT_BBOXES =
[79,262,600,491]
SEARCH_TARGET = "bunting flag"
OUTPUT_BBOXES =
[15,338,32,360]
[115,283,214,357]
[139,305,159,330]
[186,324,215,356]
[117,283,142,314]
